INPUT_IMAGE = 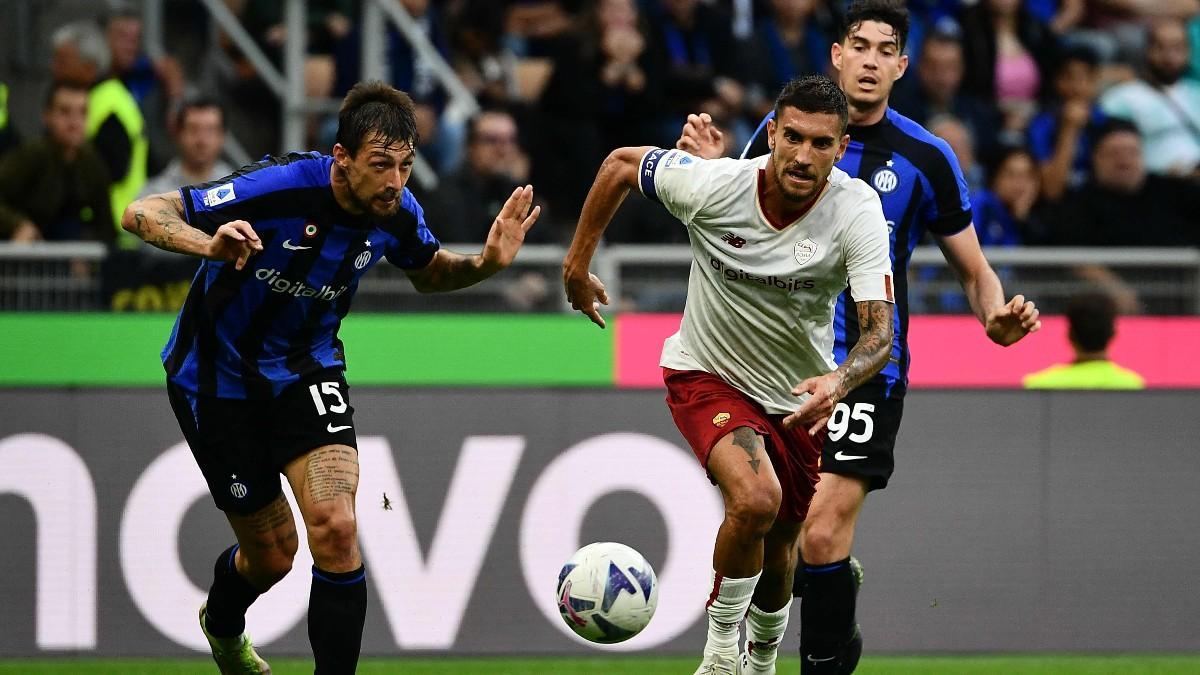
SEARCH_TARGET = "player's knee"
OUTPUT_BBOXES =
[306,510,358,558]
[726,486,781,537]
[243,547,295,587]
[801,521,844,564]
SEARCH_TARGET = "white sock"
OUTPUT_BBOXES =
[746,599,791,669]
[704,570,760,655]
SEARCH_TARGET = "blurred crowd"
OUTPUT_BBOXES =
[3,0,1200,254]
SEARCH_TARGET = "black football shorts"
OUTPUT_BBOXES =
[819,377,905,491]
[167,368,358,514]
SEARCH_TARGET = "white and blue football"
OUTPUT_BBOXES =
[556,542,659,644]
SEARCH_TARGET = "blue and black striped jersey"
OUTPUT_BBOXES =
[833,108,972,395]
[163,152,440,399]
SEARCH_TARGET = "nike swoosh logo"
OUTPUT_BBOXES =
[326,423,352,433]
[833,451,868,461]
[806,654,836,664]
[282,239,311,250]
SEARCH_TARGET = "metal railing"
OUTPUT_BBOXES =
[143,0,481,188]
[2,243,1198,315]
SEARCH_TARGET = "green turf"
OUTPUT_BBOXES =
[2,655,1198,674]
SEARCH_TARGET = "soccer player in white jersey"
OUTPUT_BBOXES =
[563,75,896,675]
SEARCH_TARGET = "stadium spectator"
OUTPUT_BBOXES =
[890,23,1001,157]
[1027,45,1107,201]
[927,114,985,194]
[121,81,540,675]
[417,109,549,243]
[1100,18,1200,177]
[141,97,234,197]
[644,0,746,143]
[533,0,658,216]
[1051,118,1200,246]
[0,81,114,244]
[51,20,147,245]
[960,0,1059,147]
[104,4,186,174]
[1023,291,1145,389]
[239,0,353,100]
[1071,0,1200,66]
[504,0,580,56]
[743,0,838,120]
[448,0,520,106]
[972,146,1044,246]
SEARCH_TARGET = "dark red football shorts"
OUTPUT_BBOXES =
[663,367,823,522]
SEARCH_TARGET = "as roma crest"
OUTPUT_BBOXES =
[794,238,818,266]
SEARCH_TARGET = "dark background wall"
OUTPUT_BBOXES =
[1,389,1197,656]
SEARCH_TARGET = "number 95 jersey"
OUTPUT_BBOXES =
[638,148,894,415]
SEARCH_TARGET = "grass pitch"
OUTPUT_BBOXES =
[1,655,1198,674]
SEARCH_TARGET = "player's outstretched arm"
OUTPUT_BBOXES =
[562,145,654,328]
[937,226,1041,345]
[406,184,539,293]
[784,300,894,434]
[122,191,262,269]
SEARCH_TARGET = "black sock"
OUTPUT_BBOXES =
[205,544,263,638]
[309,564,367,675]
[799,557,856,660]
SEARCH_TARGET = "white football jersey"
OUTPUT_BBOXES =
[639,147,894,414]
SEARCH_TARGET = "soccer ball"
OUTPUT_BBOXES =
[556,542,659,644]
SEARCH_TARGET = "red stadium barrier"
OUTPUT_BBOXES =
[615,314,1200,389]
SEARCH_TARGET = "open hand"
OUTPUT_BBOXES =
[482,185,541,271]
[783,373,844,435]
[986,294,1041,346]
[208,220,262,270]
[675,113,724,159]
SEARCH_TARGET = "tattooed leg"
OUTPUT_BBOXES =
[224,493,300,588]
[285,444,361,571]
[707,427,783,578]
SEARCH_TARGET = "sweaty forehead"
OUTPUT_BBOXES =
[777,109,841,137]
[362,138,414,159]
[847,20,900,47]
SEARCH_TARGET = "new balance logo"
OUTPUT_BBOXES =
[281,239,312,251]
[721,233,747,248]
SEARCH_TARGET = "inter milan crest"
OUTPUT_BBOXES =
[870,163,900,194]
[354,250,372,269]
[794,238,818,266]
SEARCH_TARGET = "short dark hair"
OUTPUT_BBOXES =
[774,75,849,133]
[175,95,225,130]
[984,144,1036,189]
[335,81,418,157]
[1067,292,1117,353]
[44,80,89,110]
[466,108,516,145]
[1091,118,1140,153]
[842,0,910,53]
[1058,44,1100,73]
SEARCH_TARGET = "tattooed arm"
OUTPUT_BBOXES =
[783,300,894,433]
[122,191,262,269]
[406,184,539,293]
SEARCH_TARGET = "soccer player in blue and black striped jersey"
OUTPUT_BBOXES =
[122,81,540,674]
[677,2,1041,673]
